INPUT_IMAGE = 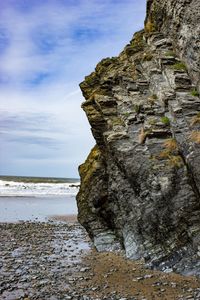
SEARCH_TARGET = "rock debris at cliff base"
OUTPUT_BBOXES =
[0,221,200,300]
[77,0,200,276]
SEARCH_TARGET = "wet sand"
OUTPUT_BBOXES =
[0,196,77,222]
[0,219,200,300]
[49,214,78,223]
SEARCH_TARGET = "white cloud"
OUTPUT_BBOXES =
[0,0,146,177]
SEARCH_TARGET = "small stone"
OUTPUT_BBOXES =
[80,267,90,272]
[144,274,153,279]
[164,268,173,273]
[171,282,177,288]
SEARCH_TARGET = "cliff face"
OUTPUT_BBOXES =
[77,0,200,276]
[145,0,200,91]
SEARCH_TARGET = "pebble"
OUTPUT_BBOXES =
[0,221,200,300]
[80,267,91,272]
[0,222,91,300]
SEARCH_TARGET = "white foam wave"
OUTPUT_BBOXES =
[0,180,80,197]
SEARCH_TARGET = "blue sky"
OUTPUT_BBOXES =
[0,0,146,178]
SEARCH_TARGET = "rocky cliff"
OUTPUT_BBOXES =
[77,0,200,276]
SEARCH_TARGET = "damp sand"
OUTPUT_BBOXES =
[0,195,77,222]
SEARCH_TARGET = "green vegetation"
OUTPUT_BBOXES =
[161,116,170,125]
[95,57,118,72]
[84,57,118,89]
[134,104,141,114]
[123,112,132,117]
[84,72,97,85]
[145,20,156,33]
[148,118,157,125]
[111,117,125,127]
[191,88,199,97]
[172,62,187,71]
[152,94,158,100]
[125,30,146,56]
[165,51,176,57]
[143,52,153,61]
[78,145,103,221]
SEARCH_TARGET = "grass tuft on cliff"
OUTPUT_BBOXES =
[145,20,156,33]
[163,138,178,151]
[161,116,170,125]
[156,138,183,168]
[191,88,199,97]
[190,113,200,126]
[189,131,200,144]
[125,30,146,56]
[172,62,187,71]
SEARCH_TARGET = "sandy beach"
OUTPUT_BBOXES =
[0,218,200,300]
[0,196,77,222]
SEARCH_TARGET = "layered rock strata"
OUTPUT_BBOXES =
[77,0,200,276]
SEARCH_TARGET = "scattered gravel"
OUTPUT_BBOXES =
[0,221,200,300]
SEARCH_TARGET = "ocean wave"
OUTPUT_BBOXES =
[0,180,80,197]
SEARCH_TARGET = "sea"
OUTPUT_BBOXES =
[0,176,80,222]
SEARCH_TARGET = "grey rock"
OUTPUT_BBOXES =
[93,231,122,252]
[77,0,200,277]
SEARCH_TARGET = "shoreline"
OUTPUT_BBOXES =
[0,214,78,225]
[0,195,78,223]
[49,214,78,223]
[0,219,200,299]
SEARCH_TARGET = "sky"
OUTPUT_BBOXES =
[0,0,146,178]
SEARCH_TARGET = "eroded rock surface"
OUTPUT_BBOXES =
[77,0,200,276]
